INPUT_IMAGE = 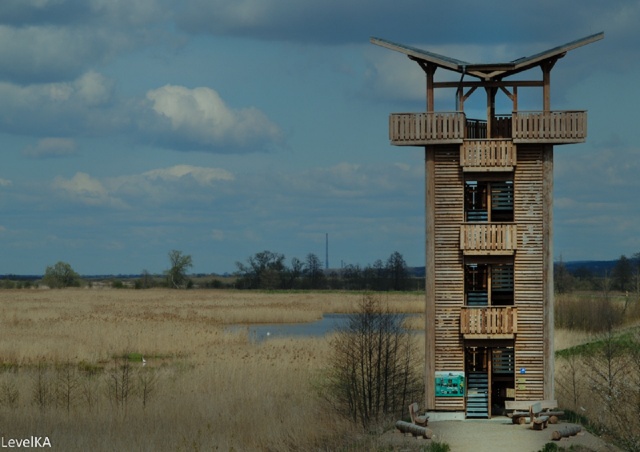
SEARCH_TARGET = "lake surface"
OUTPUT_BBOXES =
[230,313,418,342]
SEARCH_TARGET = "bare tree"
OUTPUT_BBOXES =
[612,255,633,292]
[235,250,286,289]
[386,251,409,291]
[325,294,422,429]
[304,253,325,289]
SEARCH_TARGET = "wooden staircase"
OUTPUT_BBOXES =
[466,372,489,418]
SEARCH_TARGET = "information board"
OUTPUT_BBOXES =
[435,371,465,397]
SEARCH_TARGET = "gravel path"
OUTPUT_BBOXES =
[381,417,621,452]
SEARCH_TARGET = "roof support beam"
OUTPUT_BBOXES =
[500,86,518,111]
[541,58,558,111]
[434,80,543,89]
[458,86,477,111]
[417,62,438,112]
[486,87,497,138]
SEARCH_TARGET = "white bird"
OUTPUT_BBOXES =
[266,332,271,336]
[142,356,147,366]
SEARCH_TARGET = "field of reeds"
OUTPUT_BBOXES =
[554,291,640,451]
[0,289,425,451]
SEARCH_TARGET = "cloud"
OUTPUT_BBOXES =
[53,165,235,209]
[0,1,173,83]
[22,138,77,159]
[0,178,12,187]
[0,25,103,83]
[53,172,126,208]
[113,164,235,205]
[141,165,234,185]
[0,71,119,136]
[144,85,283,152]
[0,74,282,153]
[174,0,625,46]
[211,229,225,241]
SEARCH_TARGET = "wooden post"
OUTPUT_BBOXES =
[422,61,437,412]
[543,145,555,400]
[426,64,436,113]
[541,59,557,112]
[485,87,496,138]
[425,147,436,410]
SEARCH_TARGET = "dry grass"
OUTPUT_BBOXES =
[0,288,423,451]
[554,328,595,352]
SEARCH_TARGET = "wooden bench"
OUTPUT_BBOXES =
[505,400,563,425]
[408,402,429,426]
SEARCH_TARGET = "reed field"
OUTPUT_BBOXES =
[3,287,630,450]
[0,289,425,451]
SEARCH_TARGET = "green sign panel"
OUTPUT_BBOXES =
[435,371,465,397]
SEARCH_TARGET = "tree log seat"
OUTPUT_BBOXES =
[505,400,562,425]
[408,402,429,426]
[528,402,549,430]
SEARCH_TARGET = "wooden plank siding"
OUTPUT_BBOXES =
[432,147,466,411]
[425,144,552,410]
[513,146,548,401]
[377,34,600,415]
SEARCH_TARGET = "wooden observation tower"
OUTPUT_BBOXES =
[371,33,603,417]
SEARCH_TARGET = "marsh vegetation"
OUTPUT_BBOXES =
[2,286,639,450]
[555,291,640,451]
[0,289,424,451]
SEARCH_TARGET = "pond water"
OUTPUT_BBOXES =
[230,313,418,343]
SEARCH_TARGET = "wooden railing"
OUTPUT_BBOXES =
[460,307,518,338]
[466,119,487,139]
[460,223,517,255]
[389,111,586,145]
[460,140,516,171]
[389,112,465,144]
[512,111,587,143]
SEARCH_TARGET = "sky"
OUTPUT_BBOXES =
[0,0,638,276]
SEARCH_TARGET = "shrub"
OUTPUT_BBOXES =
[42,261,82,289]
[324,294,422,429]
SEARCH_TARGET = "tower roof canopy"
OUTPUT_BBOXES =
[370,33,604,79]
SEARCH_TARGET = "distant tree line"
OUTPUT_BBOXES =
[0,249,422,292]
[555,252,640,296]
[233,250,422,291]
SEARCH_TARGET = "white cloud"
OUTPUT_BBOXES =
[0,178,12,187]
[75,71,114,106]
[22,137,77,158]
[145,85,283,151]
[211,229,225,241]
[0,71,119,136]
[53,172,126,208]
[0,25,118,83]
[53,165,235,208]
[141,165,234,186]
[0,1,173,83]
[363,50,426,102]
[0,76,282,153]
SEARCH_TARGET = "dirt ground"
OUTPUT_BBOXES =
[380,417,621,452]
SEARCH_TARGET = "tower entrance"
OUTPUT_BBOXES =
[465,346,515,418]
